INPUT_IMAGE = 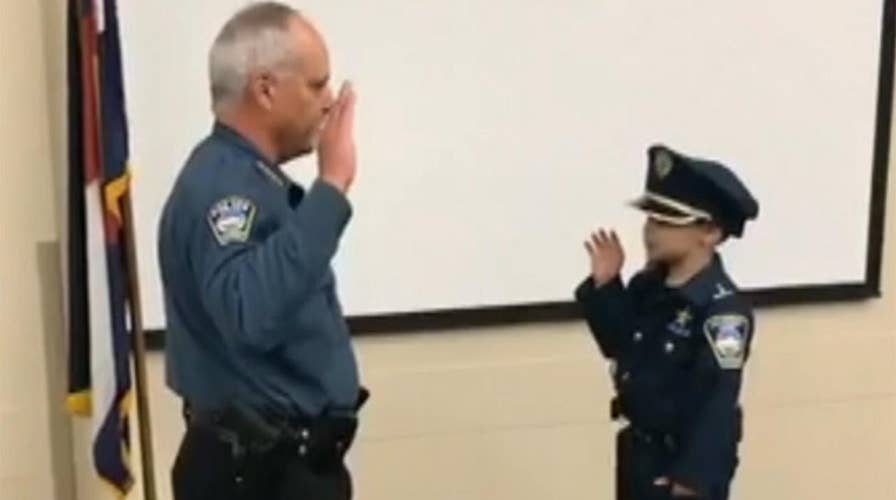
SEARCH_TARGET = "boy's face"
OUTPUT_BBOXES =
[642,217,722,264]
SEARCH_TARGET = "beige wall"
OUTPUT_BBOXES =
[0,1,73,499]
[2,1,895,499]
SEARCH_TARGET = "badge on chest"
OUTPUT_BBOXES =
[666,308,693,338]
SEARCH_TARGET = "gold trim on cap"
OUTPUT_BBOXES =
[641,210,701,226]
[643,191,713,220]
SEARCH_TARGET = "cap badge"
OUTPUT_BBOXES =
[654,150,674,179]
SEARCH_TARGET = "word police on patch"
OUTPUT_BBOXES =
[703,314,749,370]
[207,195,257,246]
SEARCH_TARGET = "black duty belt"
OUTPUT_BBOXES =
[184,387,370,469]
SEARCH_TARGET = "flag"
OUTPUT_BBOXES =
[65,0,134,496]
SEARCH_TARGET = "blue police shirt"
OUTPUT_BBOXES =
[158,122,360,417]
[575,254,754,494]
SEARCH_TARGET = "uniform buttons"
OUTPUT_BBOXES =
[299,444,308,456]
[301,428,310,440]
[664,342,675,353]
[621,371,631,382]
[633,331,643,342]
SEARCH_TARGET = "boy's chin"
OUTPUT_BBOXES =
[645,251,673,267]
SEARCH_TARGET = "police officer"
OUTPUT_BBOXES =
[157,3,365,499]
[575,145,759,500]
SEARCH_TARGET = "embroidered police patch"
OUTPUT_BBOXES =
[207,195,256,246]
[703,314,749,370]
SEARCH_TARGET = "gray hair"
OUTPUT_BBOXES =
[208,2,302,113]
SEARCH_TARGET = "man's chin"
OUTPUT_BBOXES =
[278,144,315,164]
[298,136,320,156]
[297,144,315,157]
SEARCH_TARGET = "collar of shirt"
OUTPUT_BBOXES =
[212,121,305,205]
[676,253,730,306]
[642,253,729,307]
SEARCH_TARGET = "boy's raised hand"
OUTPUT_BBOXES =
[584,229,625,286]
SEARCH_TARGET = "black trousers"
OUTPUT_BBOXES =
[172,423,352,500]
[616,427,731,500]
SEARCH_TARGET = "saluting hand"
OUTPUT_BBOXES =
[584,228,625,286]
[318,81,357,194]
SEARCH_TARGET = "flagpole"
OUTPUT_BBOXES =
[121,190,158,500]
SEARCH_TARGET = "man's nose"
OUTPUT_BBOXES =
[322,89,335,114]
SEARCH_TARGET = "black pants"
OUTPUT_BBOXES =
[172,424,352,500]
[616,427,731,500]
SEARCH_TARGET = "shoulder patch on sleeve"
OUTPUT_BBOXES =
[207,195,256,246]
[703,314,749,370]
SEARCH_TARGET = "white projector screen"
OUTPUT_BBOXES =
[119,0,892,331]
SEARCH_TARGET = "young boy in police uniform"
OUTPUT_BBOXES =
[575,145,759,500]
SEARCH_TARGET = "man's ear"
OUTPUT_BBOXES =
[248,72,276,110]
